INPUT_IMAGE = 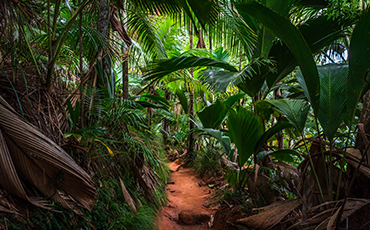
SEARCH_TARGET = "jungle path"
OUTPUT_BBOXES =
[157,160,216,230]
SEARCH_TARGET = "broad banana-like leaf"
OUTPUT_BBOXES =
[268,99,310,134]
[347,7,370,124]
[0,96,96,211]
[235,1,320,112]
[227,107,264,167]
[197,100,227,129]
[299,64,348,141]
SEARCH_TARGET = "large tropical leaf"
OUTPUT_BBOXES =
[126,8,167,59]
[235,1,320,112]
[129,0,220,29]
[299,64,348,141]
[144,56,237,83]
[255,121,294,153]
[256,149,299,163]
[197,100,227,129]
[0,96,96,211]
[201,58,274,96]
[268,99,310,133]
[196,128,231,156]
[265,15,349,88]
[227,107,264,167]
[175,89,188,113]
[347,7,370,124]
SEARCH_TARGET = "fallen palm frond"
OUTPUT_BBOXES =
[236,199,301,229]
[0,96,96,212]
[287,198,370,230]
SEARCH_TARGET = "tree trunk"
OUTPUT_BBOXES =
[187,26,195,161]
[122,59,129,99]
[274,86,284,150]
[356,89,370,156]
[98,0,110,36]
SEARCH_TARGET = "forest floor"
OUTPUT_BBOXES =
[156,160,217,230]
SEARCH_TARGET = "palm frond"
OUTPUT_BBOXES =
[0,96,96,211]
[144,56,237,83]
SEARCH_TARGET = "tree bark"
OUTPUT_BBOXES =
[356,89,370,155]
[98,0,110,36]
[274,86,284,150]
[187,26,195,161]
[122,59,129,99]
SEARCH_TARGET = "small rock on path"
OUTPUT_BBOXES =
[157,161,216,230]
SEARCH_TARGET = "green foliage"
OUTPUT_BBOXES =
[317,64,348,141]
[227,107,264,167]
[235,1,320,112]
[197,100,227,129]
[192,147,223,177]
[347,7,370,124]
[267,99,310,134]
[144,56,237,83]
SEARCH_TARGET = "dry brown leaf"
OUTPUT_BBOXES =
[237,199,301,229]
[0,96,96,211]
[326,199,370,230]
[119,177,137,212]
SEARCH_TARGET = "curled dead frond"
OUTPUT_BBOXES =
[0,96,96,212]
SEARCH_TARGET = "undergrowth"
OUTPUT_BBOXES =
[192,146,223,178]
[1,177,162,230]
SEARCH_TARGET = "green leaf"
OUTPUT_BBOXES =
[255,121,294,153]
[347,8,370,124]
[200,128,231,156]
[224,93,245,108]
[140,94,170,106]
[268,99,310,134]
[254,100,273,121]
[197,100,227,129]
[235,1,320,112]
[144,56,237,82]
[256,149,298,163]
[227,107,264,167]
[175,89,188,113]
[318,64,348,141]
[265,15,348,88]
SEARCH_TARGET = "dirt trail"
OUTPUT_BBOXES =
[157,161,216,230]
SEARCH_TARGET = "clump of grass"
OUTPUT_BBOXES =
[192,147,223,178]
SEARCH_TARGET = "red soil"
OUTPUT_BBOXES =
[157,161,216,230]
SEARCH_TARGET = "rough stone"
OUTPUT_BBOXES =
[178,210,211,225]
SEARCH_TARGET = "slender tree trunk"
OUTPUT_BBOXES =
[122,59,129,99]
[98,0,110,37]
[162,91,171,150]
[274,86,284,150]
[94,0,110,85]
[187,26,195,161]
[79,0,85,128]
[356,89,370,155]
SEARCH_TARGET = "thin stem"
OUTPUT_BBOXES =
[336,137,370,227]
[315,118,329,198]
[336,123,353,200]
[302,135,325,202]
